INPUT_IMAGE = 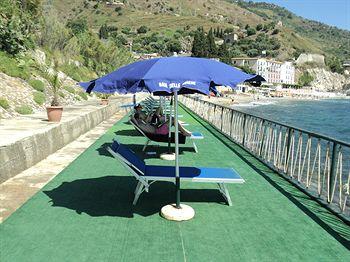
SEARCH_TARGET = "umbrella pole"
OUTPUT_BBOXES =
[132,94,136,106]
[174,91,180,209]
[167,96,173,153]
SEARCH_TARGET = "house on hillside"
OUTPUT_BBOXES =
[231,57,295,84]
[343,60,350,75]
[224,33,238,44]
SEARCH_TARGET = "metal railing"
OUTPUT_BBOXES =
[180,96,350,219]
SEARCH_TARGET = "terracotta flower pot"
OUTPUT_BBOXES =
[46,106,63,122]
[100,99,109,105]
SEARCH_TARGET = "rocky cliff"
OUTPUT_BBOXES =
[307,68,350,92]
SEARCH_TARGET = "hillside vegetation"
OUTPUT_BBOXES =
[52,0,348,63]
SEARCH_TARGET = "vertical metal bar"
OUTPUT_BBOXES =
[284,128,294,173]
[329,142,338,201]
[242,114,247,146]
[229,109,234,138]
[259,120,265,156]
[220,107,224,131]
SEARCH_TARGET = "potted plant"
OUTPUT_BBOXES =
[46,70,63,122]
[100,93,110,105]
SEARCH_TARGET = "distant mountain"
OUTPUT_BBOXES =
[52,0,349,61]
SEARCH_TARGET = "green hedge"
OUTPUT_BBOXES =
[29,79,45,92]
[15,105,33,115]
[33,91,45,105]
[0,97,10,109]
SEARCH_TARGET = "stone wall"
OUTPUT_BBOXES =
[296,53,325,67]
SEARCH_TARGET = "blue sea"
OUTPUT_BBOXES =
[234,99,350,143]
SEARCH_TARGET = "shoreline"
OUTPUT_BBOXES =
[202,92,349,108]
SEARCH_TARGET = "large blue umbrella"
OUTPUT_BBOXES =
[80,57,263,209]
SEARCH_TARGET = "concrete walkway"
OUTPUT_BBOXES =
[0,96,136,223]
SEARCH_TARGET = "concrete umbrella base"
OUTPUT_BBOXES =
[160,153,176,161]
[161,204,195,221]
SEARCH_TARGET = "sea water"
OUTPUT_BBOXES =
[235,99,350,143]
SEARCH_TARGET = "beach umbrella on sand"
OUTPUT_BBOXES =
[79,56,264,220]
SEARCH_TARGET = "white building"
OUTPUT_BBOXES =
[280,61,295,84]
[231,57,295,84]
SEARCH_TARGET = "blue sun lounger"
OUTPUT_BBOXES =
[107,140,245,206]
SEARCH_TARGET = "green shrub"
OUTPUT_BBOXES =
[59,91,65,98]
[272,29,280,35]
[0,97,10,109]
[75,95,81,101]
[33,91,45,105]
[66,18,88,35]
[15,105,33,115]
[78,91,88,100]
[59,63,95,82]
[137,26,148,34]
[0,51,31,79]
[121,27,131,34]
[246,27,256,36]
[298,71,314,86]
[63,85,76,94]
[29,79,45,92]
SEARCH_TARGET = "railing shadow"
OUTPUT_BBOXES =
[96,142,196,160]
[43,176,224,218]
[182,105,350,249]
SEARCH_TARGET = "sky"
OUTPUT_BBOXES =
[249,0,350,30]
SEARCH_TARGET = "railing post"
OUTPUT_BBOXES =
[242,114,247,146]
[285,128,293,172]
[229,109,234,138]
[329,142,338,201]
[220,107,224,131]
[259,120,265,156]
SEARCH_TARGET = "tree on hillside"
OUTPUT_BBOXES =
[272,29,280,35]
[137,26,148,34]
[99,24,109,39]
[246,27,256,36]
[166,39,182,53]
[207,28,217,57]
[216,26,220,37]
[256,24,263,31]
[218,42,231,64]
[67,18,88,35]
[326,56,344,74]
[191,28,208,57]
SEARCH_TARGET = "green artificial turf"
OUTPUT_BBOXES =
[1,105,349,262]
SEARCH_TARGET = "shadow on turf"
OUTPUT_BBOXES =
[96,142,195,159]
[43,176,224,218]
[114,129,141,137]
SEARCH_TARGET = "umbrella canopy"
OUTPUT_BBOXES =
[79,57,264,211]
[80,57,263,95]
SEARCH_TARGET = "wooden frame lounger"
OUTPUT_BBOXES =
[107,140,245,206]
